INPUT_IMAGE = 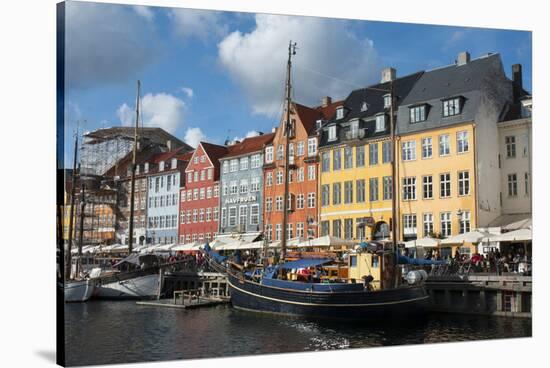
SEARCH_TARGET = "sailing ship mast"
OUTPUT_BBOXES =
[128,80,141,254]
[66,130,79,280]
[280,41,297,263]
[389,80,400,288]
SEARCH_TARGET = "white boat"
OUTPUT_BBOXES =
[64,279,95,302]
[93,273,160,299]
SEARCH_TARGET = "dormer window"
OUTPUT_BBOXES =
[361,102,369,112]
[171,158,177,169]
[328,125,337,141]
[375,114,386,132]
[443,97,463,117]
[409,105,427,123]
[350,120,359,138]
[383,94,391,109]
[159,161,165,172]
[336,107,344,120]
[316,119,323,130]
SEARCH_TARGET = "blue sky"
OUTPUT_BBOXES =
[62,1,532,167]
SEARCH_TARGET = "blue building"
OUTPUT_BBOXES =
[219,133,275,236]
[145,148,191,244]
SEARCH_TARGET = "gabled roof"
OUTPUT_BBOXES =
[338,71,424,123]
[294,102,324,135]
[175,151,193,161]
[396,53,509,135]
[401,53,502,106]
[148,146,187,164]
[319,71,423,147]
[199,142,229,168]
[224,133,275,159]
[315,99,344,121]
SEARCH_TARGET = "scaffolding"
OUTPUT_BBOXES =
[80,134,134,177]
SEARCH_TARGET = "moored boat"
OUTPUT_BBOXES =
[63,279,95,303]
[203,243,430,320]
[93,273,160,300]
[92,254,162,300]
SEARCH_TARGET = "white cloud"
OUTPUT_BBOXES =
[181,87,194,98]
[117,93,187,134]
[65,2,160,89]
[184,127,207,148]
[218,14,379,116]
[169,8,226,41]
[133,5,154,21]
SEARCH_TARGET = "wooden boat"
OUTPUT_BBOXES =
[201,42,436,320]
[92,254,162,300]
[63,279,95,303]
[203,244,429,320]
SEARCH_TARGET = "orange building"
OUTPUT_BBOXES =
[262,98,341,242]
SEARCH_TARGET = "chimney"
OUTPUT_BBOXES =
[512,64,523,102]
[321,96,332,107]
[166,139,173,151]
[457,51,470,66]
[381,67,396,83]
[271,127,276,133]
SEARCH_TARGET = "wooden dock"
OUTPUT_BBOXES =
[136,289,230,309]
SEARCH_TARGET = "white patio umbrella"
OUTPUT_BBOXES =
[171,241,199,251]
[151,243,176,252]
[440,230,491,245]
[296,235,356,248]
[502,218,532,231]
[404,237,440,248]
[491,228,532,242]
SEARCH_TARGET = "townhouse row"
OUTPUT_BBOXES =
[67,51,531,247]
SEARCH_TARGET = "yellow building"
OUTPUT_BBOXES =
[397,123,476,256]
[318,69,424,242]
[318,137,394,241]
[318,52,517,259]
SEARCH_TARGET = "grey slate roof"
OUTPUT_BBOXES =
[319,53,515,147]
[396,53,510,136]
[401,54,502,105]
[319,71,423,148]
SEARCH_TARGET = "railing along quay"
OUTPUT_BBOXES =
[425,265,531,318]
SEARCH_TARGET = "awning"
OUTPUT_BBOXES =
[490,228,532,242]
[488,214,532,229]
[279,258,333,269]
[404,237,440,248]
[296,235,356,248]
[440,230,492,245]
[171,242,199,251]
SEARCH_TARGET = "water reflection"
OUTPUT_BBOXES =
[65,302,531,366]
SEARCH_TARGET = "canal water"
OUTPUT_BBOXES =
[65,301,531,366]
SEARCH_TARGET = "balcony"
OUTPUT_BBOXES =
[304,154,319,163]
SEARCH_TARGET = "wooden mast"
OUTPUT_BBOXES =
[280,41,296,263]
[389,79,399,287]
[66,131,78,280]
[128,80,140,254]
[76,179,86,277]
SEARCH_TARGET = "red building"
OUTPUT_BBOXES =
[178,142,228,244]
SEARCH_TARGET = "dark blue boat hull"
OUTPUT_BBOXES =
[226,270,429,320]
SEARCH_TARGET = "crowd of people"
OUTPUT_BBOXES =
[423,246,531,275]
